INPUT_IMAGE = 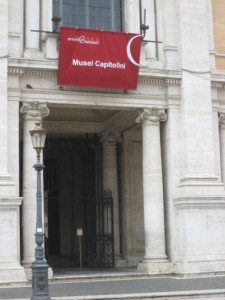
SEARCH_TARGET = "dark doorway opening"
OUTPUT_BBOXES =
[44,134,114,268]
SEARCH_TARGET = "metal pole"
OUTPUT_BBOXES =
[139,0,142,34]
[31,154,51,300]
[79,236,82,269]
[154,0,159,60]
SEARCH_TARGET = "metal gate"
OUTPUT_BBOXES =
[87,190,114,268]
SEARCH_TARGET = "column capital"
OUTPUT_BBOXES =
[101,130,122,145]
[20,102,49,119]
[219,113,225,128]
[135,107,167,125]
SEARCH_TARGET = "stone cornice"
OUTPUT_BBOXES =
[174,197,225,209]
[20,89,168,110]
[0,197,23,206]
[8,65,182,86]
[9,68,181,86]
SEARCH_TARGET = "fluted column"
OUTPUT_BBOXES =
[20,102,49,278]
[101,131,125,267]
[219,113,225,185]
[136,108,173,274]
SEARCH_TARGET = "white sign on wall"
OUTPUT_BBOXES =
[77,228,83,236]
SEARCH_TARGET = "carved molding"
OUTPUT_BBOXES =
[164,79,181,85]
[139,78,165,85]
[8,68,25,75]
[8,66,181,86]
[211,82,224,89]
[20,102,49,119]
[138,77,181,86]
[24,70,57,78]
[101,130,122,144]
[135,107,167,125]
[8,67,57,78]
[174,197,225,209]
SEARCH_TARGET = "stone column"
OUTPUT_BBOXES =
[20,102,49,279]
[24,0,43,58]
[136,108,173,274]
[101,131,126,267]
[219,113,225,184]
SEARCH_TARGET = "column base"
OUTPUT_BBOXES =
[137,259,175,275]
[177,175,225,197]
[174,193,225,277]
[0,263,27,284]
[115,256,127,268]
[175,260,225,276]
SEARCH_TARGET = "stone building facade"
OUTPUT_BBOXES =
[1,0,225,283]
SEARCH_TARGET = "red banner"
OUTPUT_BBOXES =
[58,27,141,90]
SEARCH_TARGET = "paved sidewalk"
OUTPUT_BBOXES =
[0,274,225,300]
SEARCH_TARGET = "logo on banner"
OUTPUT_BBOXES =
[58,27,142,90]
[68,35,100,45]
[126,35,142,66]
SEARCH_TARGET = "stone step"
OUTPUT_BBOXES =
[6,289,225,300]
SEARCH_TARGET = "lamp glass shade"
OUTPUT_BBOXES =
[30,121,46,154]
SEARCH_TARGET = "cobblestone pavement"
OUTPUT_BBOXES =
[0,274,225,300]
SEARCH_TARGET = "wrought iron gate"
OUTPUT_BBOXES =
[87,190,114,268]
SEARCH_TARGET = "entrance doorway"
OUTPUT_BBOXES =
[44,134,114,268]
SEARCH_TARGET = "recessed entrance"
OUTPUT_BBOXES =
[44,134,114,268]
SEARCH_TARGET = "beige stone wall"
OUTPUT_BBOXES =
[212,0,225,69]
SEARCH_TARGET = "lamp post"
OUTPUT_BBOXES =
[30,121,50,300]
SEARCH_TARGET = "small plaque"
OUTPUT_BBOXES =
[77,228,83,236]
[37,228,43,233]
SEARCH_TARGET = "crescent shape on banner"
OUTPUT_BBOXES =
[126,34,142,67]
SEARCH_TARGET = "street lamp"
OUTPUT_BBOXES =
[30,120,50,300]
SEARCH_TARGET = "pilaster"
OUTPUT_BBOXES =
[0,0,26,284]
[0,0,15,196]
[219,113,225,185]
[162,0,179,69]
[24,0,44,59]
[175,0,225,275]
[20,102,52,279]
